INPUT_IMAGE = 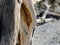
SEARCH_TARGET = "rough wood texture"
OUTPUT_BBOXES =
[19,0,36,45]
[0,0,36,45]
[0,0,20,45]
[0,0,15,45]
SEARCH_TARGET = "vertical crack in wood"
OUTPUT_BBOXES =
[16,31,21,45]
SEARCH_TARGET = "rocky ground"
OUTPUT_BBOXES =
[32,19,60,45]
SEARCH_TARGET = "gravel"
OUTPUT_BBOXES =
[32,19,60,45]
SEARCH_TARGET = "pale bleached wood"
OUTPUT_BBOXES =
[0,0,36,45]
[19,0,36,45]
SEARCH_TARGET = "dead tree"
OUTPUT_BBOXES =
[0,0,36,45]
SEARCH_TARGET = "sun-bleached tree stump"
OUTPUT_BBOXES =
[0,0,36,45]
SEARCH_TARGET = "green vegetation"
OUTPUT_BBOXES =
[48,0,57,10]
[48,0,56,4]
[36,0,45,10]
[36,0,56,10]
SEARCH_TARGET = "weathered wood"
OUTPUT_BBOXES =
[0,0,21,45]
[0,0,36,45]
[0,0,15,45]
[19,0,36,45]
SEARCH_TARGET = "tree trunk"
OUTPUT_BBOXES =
[19,0,36,45]
[0,0,36,45]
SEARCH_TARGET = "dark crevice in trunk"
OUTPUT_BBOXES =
[0,18,2,42]
[16,31,21,45]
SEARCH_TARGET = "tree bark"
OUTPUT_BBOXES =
[19,0,36,45]
[0,0,20,45]
[0,0,14,45]
[0,0,36,45]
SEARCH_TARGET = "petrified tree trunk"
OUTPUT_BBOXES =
[0,0,36,45]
